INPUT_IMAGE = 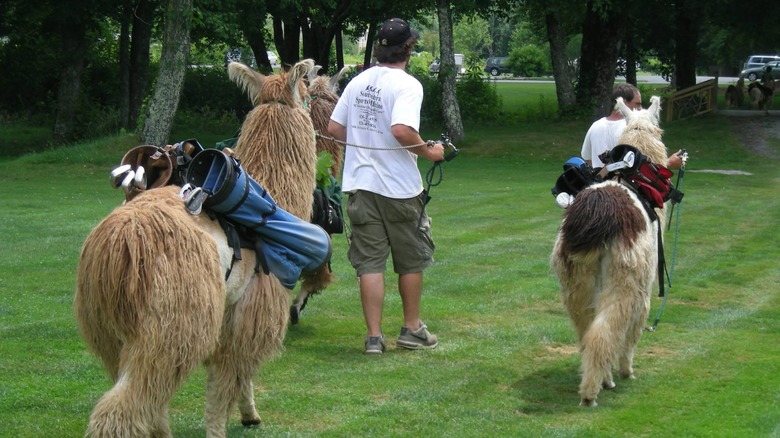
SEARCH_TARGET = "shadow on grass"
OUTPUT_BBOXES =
[512,362,583,414]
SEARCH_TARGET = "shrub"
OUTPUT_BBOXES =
[508,45,549,77]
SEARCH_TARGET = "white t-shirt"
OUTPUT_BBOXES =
[330,66,424,199]
[581,117,627,167]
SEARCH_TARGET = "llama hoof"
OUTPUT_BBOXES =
[602,380,616,390]
[619,371,635,380]
[289,305,300,325]
[579,398,598,407]
[241,417,262,427]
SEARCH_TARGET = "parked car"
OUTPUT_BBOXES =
[740,60,780,82]
[484,56,510,76]
[742,54,780,71]
[429,54,465,74]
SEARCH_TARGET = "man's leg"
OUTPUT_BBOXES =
[359,272,385,336]
[399,272,423,330]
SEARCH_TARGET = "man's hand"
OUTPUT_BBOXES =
[666,149,686,170]
[424,141,446,162]
[391,124,445,162]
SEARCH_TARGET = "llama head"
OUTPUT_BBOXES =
[308,65,350,103]
[617,95,667,165]
[228,59,315,108]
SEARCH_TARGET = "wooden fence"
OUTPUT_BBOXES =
[664,78,719,122]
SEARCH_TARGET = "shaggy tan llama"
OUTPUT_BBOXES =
[551,95,670,407]
[228,60,333,293]
[284,65,351,320]
[307,64,350,177]
[75,60,325,437]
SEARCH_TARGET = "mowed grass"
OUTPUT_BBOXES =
[1,83,779,437]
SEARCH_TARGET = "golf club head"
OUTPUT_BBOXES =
[623,151,635,168]
[134,166,147,190]
[121,170,136,195]
[179,183,207,215]
[110,164,132,188]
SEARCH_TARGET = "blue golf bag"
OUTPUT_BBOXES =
[185,149,332,289]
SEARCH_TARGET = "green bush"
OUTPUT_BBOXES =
[508,45,549,77]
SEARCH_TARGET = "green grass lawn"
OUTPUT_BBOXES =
[1,86,779,437]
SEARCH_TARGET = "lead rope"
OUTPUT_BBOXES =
[314,132,459,234]
[647,153,687,331]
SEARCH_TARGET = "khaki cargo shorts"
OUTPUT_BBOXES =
[346,190,435,276]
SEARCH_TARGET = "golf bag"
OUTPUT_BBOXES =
[185,148,332,289]
[599,144,684,209]
[551,156,600,198]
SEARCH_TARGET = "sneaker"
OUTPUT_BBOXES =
[397,321,438,350]
[365,334,386,354]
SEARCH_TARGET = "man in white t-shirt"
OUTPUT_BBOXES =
[581,83,683,170]
[328,18,445,354]
[581,83,642,168]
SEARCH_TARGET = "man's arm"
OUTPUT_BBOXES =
[391,124,444,162]
[328,120,347,142]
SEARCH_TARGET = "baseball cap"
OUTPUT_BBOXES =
[377,18,419,47]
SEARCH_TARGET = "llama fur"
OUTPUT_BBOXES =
[307,64,350,177]
[725,74,745,109]
[550,95,670,407]
[286,64,351,321]
[76,59,326,437]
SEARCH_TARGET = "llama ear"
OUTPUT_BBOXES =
[329,66,350,93]
[289,59,316,106]
[648,96,662,123]
[307,64,322,83]
[615,96,632,119]
[228,62,266,106]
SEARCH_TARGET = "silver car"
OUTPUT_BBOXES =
[741,60,780,82]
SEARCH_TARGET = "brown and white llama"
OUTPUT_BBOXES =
[550,95,671,407]
[75,59,326,437]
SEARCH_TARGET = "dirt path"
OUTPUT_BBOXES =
[722,112,780,159]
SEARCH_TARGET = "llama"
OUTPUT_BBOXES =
[307,64,350,177]
[286,64,351,322]
[748,80,774,112]
[75,59,325,437]
[725,74,745,109]
[550,96,672,407]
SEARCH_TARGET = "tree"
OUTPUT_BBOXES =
[436,0,464,142]
[575,1,624,118]
[141,0,193,146]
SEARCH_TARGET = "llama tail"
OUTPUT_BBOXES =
[560,182,646,254]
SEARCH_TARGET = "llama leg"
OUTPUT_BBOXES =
[88,366,176,437]
[618,288,652,379]
[238,380,262,426]
[290,285,311,325]
[579,310,621,406]
[204,361,239,438]
[554,250,599,343]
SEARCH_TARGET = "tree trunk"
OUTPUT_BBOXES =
[544,10,576,116]
[128,0,156,130]
[273,17,302,69]
[674,0,698,90]
[436,0,464,142]
[140,0,192,146]
[119,0,132,129]
[236,1,270,72]
[362,22,377,70]
[576,0,624,119]
[53,28,87,143]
